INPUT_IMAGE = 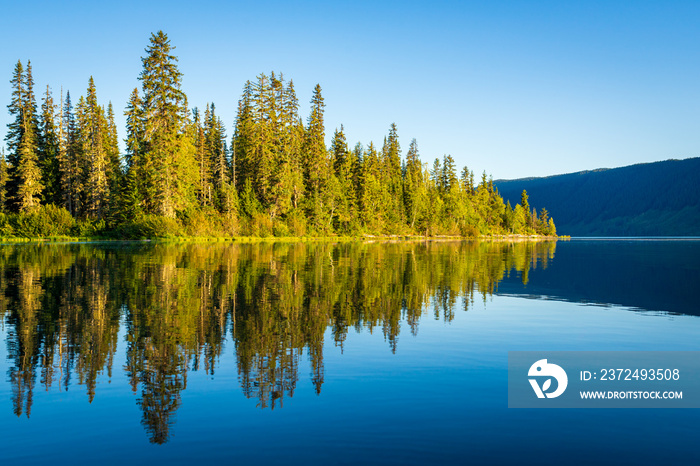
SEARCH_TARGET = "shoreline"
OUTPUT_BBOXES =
[0,234,565,244]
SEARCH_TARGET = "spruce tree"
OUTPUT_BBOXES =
[360,142,383,231]
[330,125,357,232]
[137,30,196,218]
[403,138,421,228]
[58,91,79,215]
[104,102,122,222]
[122,88,144,218]
[16,118,42,212]
[383,123,403,226]
[232,80,254,194]
[38,85,61,205]
[84,77,109,219]
[304,84,329,231]
[8,60,43,213]
[520,189,531,229]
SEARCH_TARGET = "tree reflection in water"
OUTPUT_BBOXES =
[0,240,555,443]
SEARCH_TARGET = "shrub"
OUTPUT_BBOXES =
[12,205,76,237]
[0,213,13,236]
[113,215,183,239]
[249,213,273,237]
[72,218,106,237]
[460,223,480,238]
[272,219,290,237]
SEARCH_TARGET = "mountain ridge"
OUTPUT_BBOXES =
[494,157,700,236]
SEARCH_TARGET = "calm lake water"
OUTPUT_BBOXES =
[0,239,698,464]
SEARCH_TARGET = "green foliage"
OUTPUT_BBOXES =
[1,32,559,239]
[115,215,183,239]
[5,204,75,237]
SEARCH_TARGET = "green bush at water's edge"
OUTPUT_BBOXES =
[0,205,558,241]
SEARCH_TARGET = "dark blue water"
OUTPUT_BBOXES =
[0,239,698,464]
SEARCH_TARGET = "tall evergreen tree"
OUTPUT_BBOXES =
[304,84,330,231]
[16,116,42,212]
[38,85,61,205]
[58,91,80,215]
[383,123,403,226]
[330,125,357,231]
[104,102,122,221]
[136,30,196,218]
[84,77,109,219]
[122,88,144,218]
[403,138,423,230]
[7,60,43,213]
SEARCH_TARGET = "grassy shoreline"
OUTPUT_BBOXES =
[0,233,564,244]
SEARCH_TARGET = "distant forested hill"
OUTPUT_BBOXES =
[494,158,700,236]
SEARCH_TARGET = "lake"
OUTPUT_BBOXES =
[0,239,698,464]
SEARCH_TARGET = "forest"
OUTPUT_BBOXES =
[0,31,556,239]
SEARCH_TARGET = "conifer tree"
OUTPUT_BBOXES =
[83,77,110,219]
[38,86,61,205]
[192,107,210,205]
[251,73,276,209]
[383,123,403,226]
[73,95,90,216]
[122,88,144,218]
[360,142,383,230]
[232,80,254,193]
[137,30,196,218]
[58,91,80,215]
[104,102,122,222]
[330,125,357,232]
[403,138,422,229]
[8,60,43,213]
[5,60,25,172]
[16,117,42,212]
[304,84,330,231]
[286,81,305,214]
[520,189,530,227]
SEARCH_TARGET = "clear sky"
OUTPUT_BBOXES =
[1,0,698,180]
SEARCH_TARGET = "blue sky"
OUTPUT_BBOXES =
[1,0,698,179]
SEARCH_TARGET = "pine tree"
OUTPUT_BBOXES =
[286,81,305,213]
[360,142,383,231]
[330,125,358,232]
[5,60,25,170]
[233,80,254,194]
[122,88,144,218]
[520,189,531,229]
[137,30,196,218]
[383,123,403,226]
[16,118,42,212]
[304,84,330,231]
[403,138,422,230]
[84,77,109,219]
[73,95,90,216]
[192,107,210,206]
[58,91,79,215]
[8,60,43,213]
[104,102,122,222]
[38,85,61,205]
